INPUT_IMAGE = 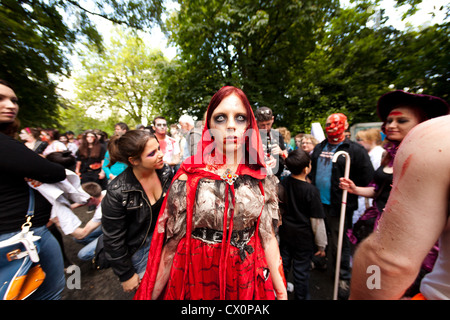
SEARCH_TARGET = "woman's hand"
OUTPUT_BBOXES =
[121,273,140,293]
[339,177,356,193]
[24,177,42,187]
[339,177,376,198]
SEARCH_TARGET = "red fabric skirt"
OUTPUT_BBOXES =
[160,235,275,300]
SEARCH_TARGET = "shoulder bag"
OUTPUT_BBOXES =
[0,188,46,300]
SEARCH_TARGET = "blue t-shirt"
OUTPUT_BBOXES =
[315,142,341,205]
[102,151,127,180]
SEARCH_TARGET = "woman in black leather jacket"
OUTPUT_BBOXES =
[101,130,173,292]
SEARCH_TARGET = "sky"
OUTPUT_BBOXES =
[354,0,448,29]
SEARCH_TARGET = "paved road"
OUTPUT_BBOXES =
[60,207,334,300]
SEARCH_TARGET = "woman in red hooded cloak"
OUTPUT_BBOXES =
[134,86,287,300]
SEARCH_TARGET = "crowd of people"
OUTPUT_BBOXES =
[1,78,449,301]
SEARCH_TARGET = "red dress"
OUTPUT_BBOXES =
[134,168,280,300]
[134,98,281,300]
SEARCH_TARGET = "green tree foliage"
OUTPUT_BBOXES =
[72,28,169,128]
[1,0,78,127]
[159,0,448,134]
[388,22,449,100]
[162,0,340,124]
[0,0,164,128]
[4,0,447,135]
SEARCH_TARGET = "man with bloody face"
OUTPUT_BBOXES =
[309,113,374,299]
[325,113,348,143]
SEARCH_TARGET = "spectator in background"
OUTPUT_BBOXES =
[294,133,304,150]
[75,130,107,190]
[300,134,319,155]
[59,133,79,157]
[152,116,180,173]
[41,128,67,157]
[178,114,194,161]
[255,106,287,178]
[93,129,108,148]
[277,127,294,153]
[19,127,48,155]
[181,115,203,162]
[351,127,384,224]
[114,122,129,136]
[73,182,105,263]
[65,131,79,147]
[103,134,128,182]
[355,128,384,170]
[103,123,128,183]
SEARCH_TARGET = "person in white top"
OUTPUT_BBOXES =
[350,115,450,300]
[59,134,79,157]
[355,128,384,170]
[41,128,67,156]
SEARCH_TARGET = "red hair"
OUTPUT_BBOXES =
[186,86,266,178]
[205,86,253,129]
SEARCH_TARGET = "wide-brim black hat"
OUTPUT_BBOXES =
[377,90,450,122]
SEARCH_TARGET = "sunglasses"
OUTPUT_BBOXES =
[155,123,167,128]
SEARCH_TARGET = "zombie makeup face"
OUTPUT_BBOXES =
[325,113,347,144]
[384,107,422,142]
[209,94,249,155]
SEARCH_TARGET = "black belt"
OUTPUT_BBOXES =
[192,226,255,261]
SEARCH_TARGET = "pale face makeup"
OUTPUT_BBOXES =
[209,94,249,156]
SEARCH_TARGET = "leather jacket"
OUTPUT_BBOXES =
[101,164,173,282]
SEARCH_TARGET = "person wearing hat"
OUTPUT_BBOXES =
[339,90,449,297]
[254,106,288,178]
[350,113,450,300]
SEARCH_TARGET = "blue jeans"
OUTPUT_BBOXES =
[77,230,151,280]
[280,241,313,300]
[133,234,152,279]
[0,225,65,300]
[76,226,103,261]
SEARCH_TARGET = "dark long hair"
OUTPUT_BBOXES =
[0,79,20,137]
[108,130,157,167]
[78,129,102,159]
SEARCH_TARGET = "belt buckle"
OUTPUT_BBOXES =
[212,230,222,242]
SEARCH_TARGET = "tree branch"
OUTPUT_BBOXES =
[66,0,143,30]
